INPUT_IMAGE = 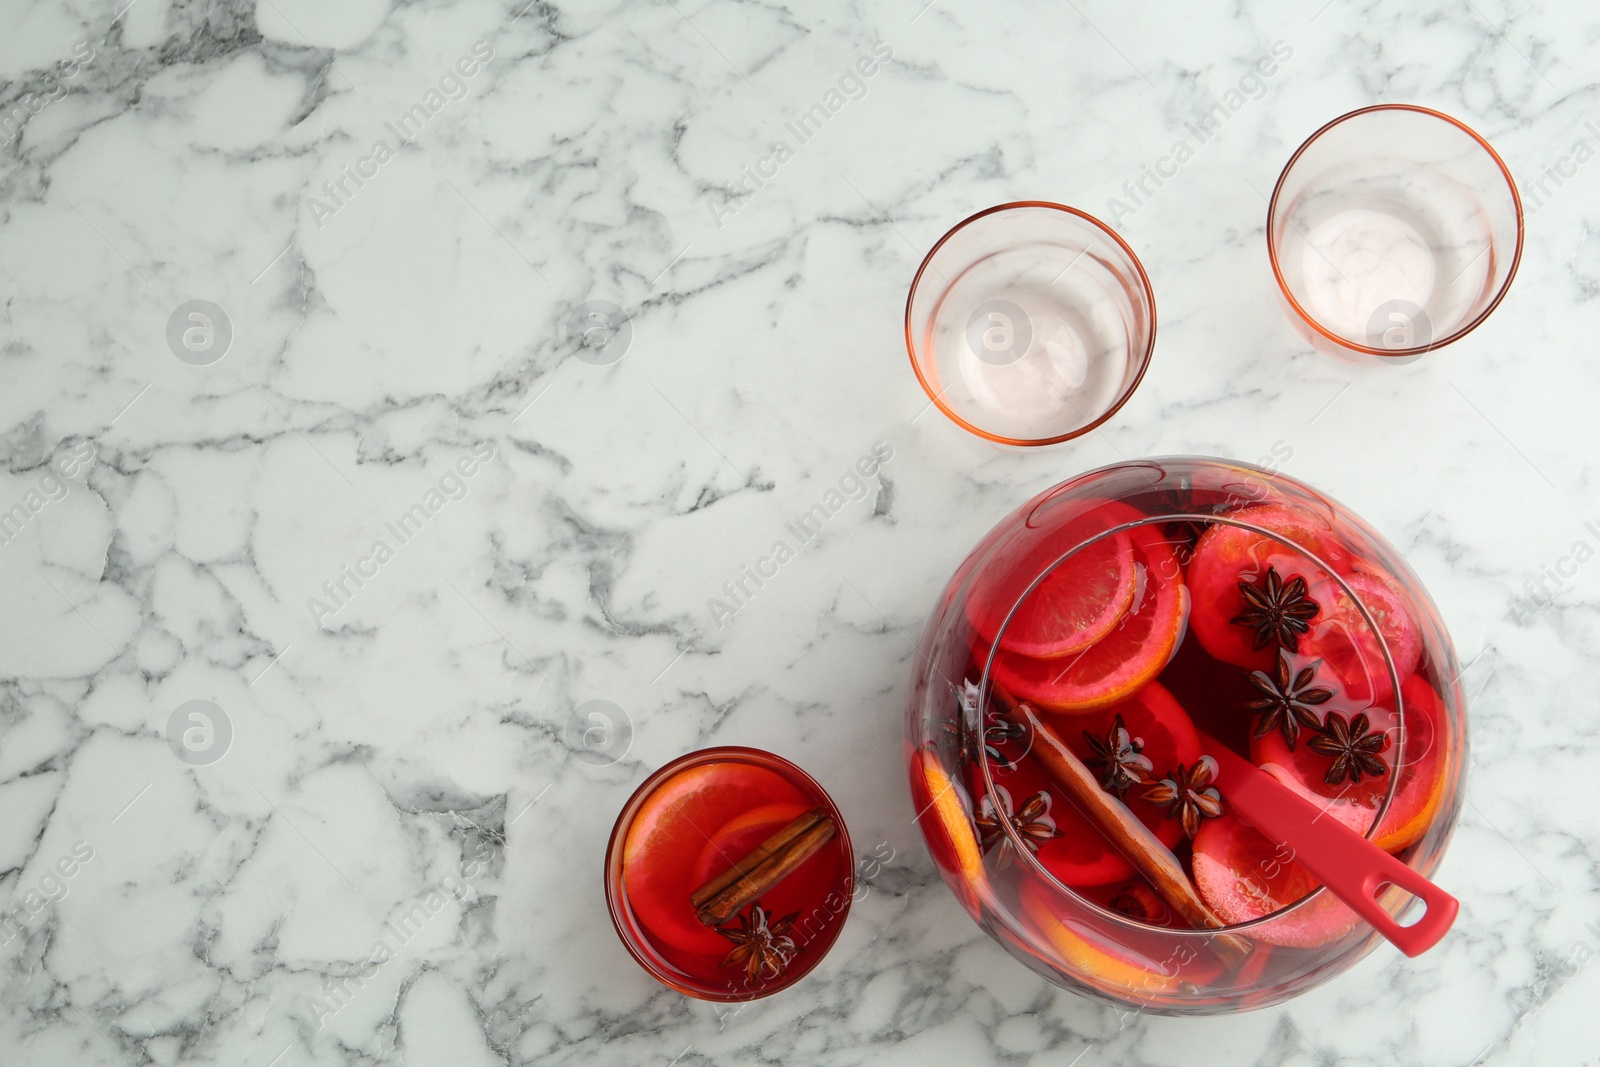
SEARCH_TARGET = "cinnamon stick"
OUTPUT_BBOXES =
[1005,700,1252,967]
[691,808,836,926]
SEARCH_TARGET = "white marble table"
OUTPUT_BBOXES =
[1,1,1596,1064]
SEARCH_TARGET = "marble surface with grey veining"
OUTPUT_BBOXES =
[0,0,1597,1064]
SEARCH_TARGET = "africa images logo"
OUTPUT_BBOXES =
[0,39,95,148]
[705,441,894,629]
[306,441,498,626]
[705,41,894,229]
[305,41,495,229]
[1104,40,1293,227]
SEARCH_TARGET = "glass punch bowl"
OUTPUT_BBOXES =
[905,457,1466,1015]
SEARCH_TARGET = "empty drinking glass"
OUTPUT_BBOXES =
[1268,105,1523,361]
[906,202,1156,445]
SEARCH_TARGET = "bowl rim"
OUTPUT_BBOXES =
[1266,103,1525,358]
[903,200,1158,447]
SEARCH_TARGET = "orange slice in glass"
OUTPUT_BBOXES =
[988,528,1185,711]
[1018,881,1188,997]
[966,504,1143,659]
[911,746,987,910]
[623,763,805,954]
[1251,674,1447,853]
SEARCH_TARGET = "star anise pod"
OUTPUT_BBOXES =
[940,682,979,761]
[979,718,1027,767]
[975,787,1060,869]
[1155,475,1215,559]
[1082,713,1154,796]
[1141,756,1226,839]
[716,901,798,982]
[1305,710,1391,785]
[1232,566,1321,652]
[1245,648,1335,751]
[942,682,1026,768]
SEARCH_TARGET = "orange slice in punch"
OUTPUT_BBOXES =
[989,528,1185,712]
[911,746,988,912]
[1340,570,1422,682]
[1187,505,1349,673]
[965,503,1145,659]
[623,763,805,954]
[1252,674,1447,853]
[1191,810,1363,949]
[687,802,811,889]
[1019,881,1194,997]
[983,530,1137,659]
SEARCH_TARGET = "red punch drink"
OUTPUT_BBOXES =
[606,748,854,1001]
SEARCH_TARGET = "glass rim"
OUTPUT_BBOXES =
[1266,103,1525,358]
[974,513,1407,940]
[903,200,1158,447]
[602,745,855,1002]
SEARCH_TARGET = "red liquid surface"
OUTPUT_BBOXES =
[912,492,1457,1009]
[610,750,852,1000]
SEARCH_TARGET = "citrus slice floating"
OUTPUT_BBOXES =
[911,746,987,911]
[988,527,1186,712]
[623,763,806,954]
[1298,578,1402,708]
[1187,507,1349,673]
[1018,881,1215,997]
[1252,674,1448,853]
[1340,569,1422,683]
[966,507,1142,659]
[1372,675,1450,851]
[687,801,811,889]
[996,530,1137,659]
[1229,503,1353,570]
[1190,812,1363,949]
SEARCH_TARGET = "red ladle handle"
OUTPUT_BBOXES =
[1202,739,1458,957]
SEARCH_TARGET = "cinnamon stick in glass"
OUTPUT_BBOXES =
[690,808,836,926]
[1005,700,1251,967]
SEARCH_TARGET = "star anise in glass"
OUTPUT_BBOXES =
[716,901,798,982]
[980,718,1027,767]
[1083,713,1154,796]
[942,681,1026,768]
[1232,566,1321,652]
[1246,648,1335,751]
[975,787,1060,869]
[1155,475,1215,559]
[1305,710,1391,785]
[940,681,978,761]
[1140,756,1225,839]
